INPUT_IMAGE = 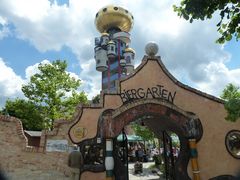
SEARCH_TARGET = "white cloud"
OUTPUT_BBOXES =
[195,62,240,96]
[0,0,111,53]
[0,58,24,96]
[0,0,239,101]
[79,58,101,99]
[25,59,50,79]
[0,16,10,39]
[0,58,25,107]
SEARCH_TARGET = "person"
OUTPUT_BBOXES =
[146,148,151,161]
[138,147,144,162]
[134,143,139,162]
[68,145,83,180]
[128,145,135,162]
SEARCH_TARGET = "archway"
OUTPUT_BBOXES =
[98,99,203,180]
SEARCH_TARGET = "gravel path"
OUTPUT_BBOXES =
[128,162,165,180]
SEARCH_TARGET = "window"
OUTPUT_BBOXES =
[126,56,131,64]
[225,130,240,159]
[131,54,134,59]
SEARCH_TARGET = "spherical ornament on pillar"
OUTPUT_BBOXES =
[145,42,159,57]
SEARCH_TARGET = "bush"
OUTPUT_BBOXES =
[153,155,162,165]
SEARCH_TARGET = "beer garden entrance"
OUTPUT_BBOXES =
[99,99,203,180]
[113,128,177,180]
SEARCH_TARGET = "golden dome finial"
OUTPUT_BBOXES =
[95,5,134,33]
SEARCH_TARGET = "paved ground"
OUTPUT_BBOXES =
[128,162,165,180]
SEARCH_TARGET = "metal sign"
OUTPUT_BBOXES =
[46,140,68,152]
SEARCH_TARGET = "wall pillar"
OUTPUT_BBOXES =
[105,139,114,180]
[189,138,200,180]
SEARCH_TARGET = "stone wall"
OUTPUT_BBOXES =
[0,115,75,180]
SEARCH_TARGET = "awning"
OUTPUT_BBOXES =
[24,130,42,137]
[117,134,143,142]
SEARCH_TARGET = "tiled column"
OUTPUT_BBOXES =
[105,139,114,180]
[189,138,200,180]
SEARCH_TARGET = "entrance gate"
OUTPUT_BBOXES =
[113,129,177,180]
[162,131,175,180]
[73,99,203,179]
[98,99,203,180]
[113,129,129,180]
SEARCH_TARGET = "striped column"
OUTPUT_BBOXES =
[189,138,200,180]
[105,139,114,180]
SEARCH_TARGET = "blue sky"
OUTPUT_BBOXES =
[0,0,240,108]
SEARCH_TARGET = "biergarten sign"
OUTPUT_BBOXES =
[120,84,176,104]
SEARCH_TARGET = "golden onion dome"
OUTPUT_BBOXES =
[95,5,134,33]
[124,47,135,54]
[108,40,115,44]
[101,32,109,36]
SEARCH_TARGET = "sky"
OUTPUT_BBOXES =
[0,0,240,108]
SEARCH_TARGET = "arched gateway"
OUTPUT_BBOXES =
[98,99,203,180]
[68,52,240,180]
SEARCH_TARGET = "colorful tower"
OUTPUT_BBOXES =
[94,5,135,91]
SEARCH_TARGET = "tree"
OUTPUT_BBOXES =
[92,94,100,104]
[173,0,240,43]
[221,83,240,122]
[131,123,155,141]
[20,60,88,129]
[4,99,44,130]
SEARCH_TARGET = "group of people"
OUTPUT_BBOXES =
[128,142,180,163]
[128,142,146,162]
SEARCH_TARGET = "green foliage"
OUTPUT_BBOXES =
[173,1,240,44]
[131,123,156,141]
[4,99,44,130]
[4,60,88,130]
[221,83,240,122]
[153,155,163,165]
[21,60,88,129]
[92,94,100,104]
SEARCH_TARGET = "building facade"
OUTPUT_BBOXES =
[69,54,240,180]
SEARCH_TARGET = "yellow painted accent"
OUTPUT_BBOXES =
[72,126,87,139]
[101,32,109,36]
[191,158,198,170]
[108,40,115,44]
[189,139,200,180]
[124,47,135,54]
[189,139,197,148]
[193,173,201,180]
